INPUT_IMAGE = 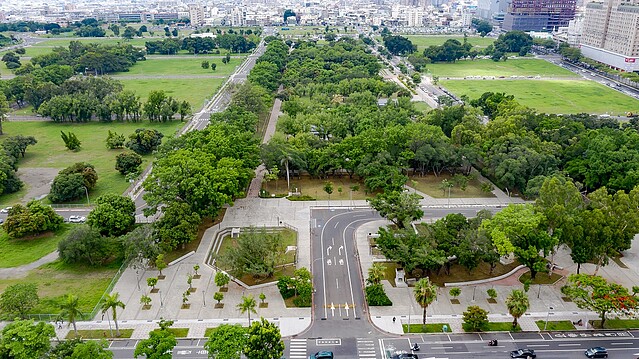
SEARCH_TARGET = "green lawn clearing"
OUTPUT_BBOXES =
[0,121,181,204]
[590,319,639,329]
[536,320,575,331]
[406,35,495,51]
[0,259,120,315]
[66,329,133,339]
[164,328,189,338]
[519,272,563,285]
[412,101,432,113]
[32,38,151,48]
[0,224,71,268]
[262,175,373,200]
[427,59,576,78]
[403,323,451,333]
[464,322,521,332]
[114,57,245,77]
[441,79,639,115]
[120,77,225,110]
[407,173,495,198]
[218,228,297,267]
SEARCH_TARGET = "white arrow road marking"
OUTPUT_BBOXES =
[330,303,335,317]
[326,245,332,256]
[345,303,350,317]
[339,245,343,255]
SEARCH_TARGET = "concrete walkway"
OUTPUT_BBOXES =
[0,251,59,280]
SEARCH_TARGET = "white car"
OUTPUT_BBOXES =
[68,215,86,223]
[0,207,12,213]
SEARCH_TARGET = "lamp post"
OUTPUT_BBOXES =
[159,289,164,307]
[544,306,554,331]
[203,290,206,307]
[135,270,140,291]
[83,186,89,205]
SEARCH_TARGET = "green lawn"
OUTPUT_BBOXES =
[590,319,639,329]
[120,78,225,110]
[263,175,373,200]
[217,228,297,267]
[412,101,432,114]
[32,38,151,47]
[0,61,11,77]
[0,121,181,204]
[464,322,521,332]
[67,329,133,339]
[427,59,576,78]
[408,173,495,198]
[0,224,71,268]
[406,35,495,51]
[519,272,563,285]
[21,46,59,57]
[164,328,189,338]
[441,79,639,115]
[114,57,245,77]
[0,260,120,315]
[403,323,451,333]
[535,320,575,331]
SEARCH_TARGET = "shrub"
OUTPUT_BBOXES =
[462,305,489,332]
[2,201,64,238]
[58,226,116,266]
[115,152,143,175]
[365,284,392,306]
[277,276,295,299]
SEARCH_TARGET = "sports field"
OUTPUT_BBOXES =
[441,79,639,115]
[427,59,577,78]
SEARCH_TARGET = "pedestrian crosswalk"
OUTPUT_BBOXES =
[357,338,377,358]
[288,338,307,359]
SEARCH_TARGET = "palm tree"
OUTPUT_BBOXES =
[101,292,126,337]
[506,289,529,328]
[367,263,386,285]
[59,294,83,337]
[236,295,257,326]
[414,277,437,325]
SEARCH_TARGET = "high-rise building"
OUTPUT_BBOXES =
[580,0,639,72]
[476,0,511,23]
[502,0,577,31]
[189,4,205,26]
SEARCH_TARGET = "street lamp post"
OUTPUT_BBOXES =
[83,186,89,205]
[203,290,206,307]
[544,306,554,331]
[159,289,163,307]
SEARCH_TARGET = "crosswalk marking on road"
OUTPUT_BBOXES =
[289,339,307,359]
[357,338,377,358]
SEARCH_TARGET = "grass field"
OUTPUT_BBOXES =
[0,121,181,204]
[263,176,373,200]
[590,319,639,329]
[441,79,639,115]
[406,35,495,51]
[217,228,297,267]
[535,320,575,331]
[66,329,133,339]
[114,57,245,77]
[412,101,432,113]
[120,77,225,109]
[427,59,577,78]
[32,38,152,47]
[408,173,495,198]
[0,260,120,315]
[0,224,71,268]
[403,323,450,333]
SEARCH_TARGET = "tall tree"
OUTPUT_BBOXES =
[244,318,285,359]
[87,194,136,236]
[0,283,39,319]
[561,274,639,328]
[0,90,10,135]
[100,292,126,337]
[368,191,424,229]
[71,340,113,359]
[133,326,176,359]
[204,324,246,359]
[413,277,437,325]
[58,294,83,337]
[237,295,257,326]
[0,319,55,359]
[505,289,529,328]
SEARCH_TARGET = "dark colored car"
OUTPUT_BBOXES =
[585,347,608,358]
[309,351,333,359]
[510,348,536,358]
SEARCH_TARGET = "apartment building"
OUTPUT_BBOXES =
[502,0,577,31]
[581,0,639,72]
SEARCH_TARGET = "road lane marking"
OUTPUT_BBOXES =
[527,344,550,347]
[336,278,339,289]
[611,342,633,345]
[558,343,581,346]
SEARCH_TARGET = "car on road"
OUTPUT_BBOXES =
[0,207,12,213]
[68,215,86,223]
[585,347,608,358]
[309,351,333,359]
[510,348,536,358]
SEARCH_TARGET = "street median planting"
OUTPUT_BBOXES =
[403,323,450,333]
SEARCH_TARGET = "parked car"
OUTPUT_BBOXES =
[510,348,536,358]
[309,352,333,359]
[585,347,608,358]
[68,215,86,223]
[0,207,12,213]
